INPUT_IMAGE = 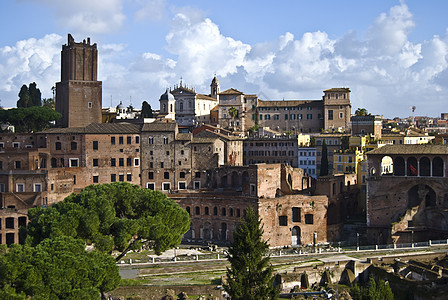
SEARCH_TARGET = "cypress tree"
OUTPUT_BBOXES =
[29,82,42,107]
[224,206,278,300]
[17,84,30,108]
[319,139,329,176]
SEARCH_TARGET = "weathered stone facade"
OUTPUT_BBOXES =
[366,144,448,244]
[56,34,102,128]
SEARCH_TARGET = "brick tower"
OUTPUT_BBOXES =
[56,34,102,128]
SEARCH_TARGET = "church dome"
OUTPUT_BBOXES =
[116,101,125,110]
[160,88,175,101]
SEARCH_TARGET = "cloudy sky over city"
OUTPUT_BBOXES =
[0,0,447,118]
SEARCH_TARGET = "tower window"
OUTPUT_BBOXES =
[88,102,92,108]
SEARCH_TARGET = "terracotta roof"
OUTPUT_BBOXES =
[219,88,244,95]
[42,123,142,134]
[367,144,448,155]
[141,121,177,132]
[323,88,351,93]
[196,94,217,101]
[257,99,321,107]
[210,104,219,111]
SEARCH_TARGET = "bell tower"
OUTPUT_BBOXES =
[56,34,102,128]
[210,75,220,100]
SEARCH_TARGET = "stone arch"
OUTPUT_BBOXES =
[231,171,239,188]
[292,226,301,246]
[381,155,393,175]
[220,175,228,188]
[407,157,418,176]
[202,222,212,240]
[327,203,338,225]
[427,213,448,231]
[420,157,431,176]
[433,157,444,177]
[220,222,227,240]
[394,156,405,176]
[408,184,436,208]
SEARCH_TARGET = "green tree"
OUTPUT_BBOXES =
[0,236,120,299]
[2,106,61,132]
[319,140,329,176]
[350,276,394,300]
[17,85,30,108]
[224,207,278,300]
[228,106,238,130]
[28,82,42,107]
[141,101,153,118]
[42,98,55,109]
[25,182,190,260]
[355,108,370,116]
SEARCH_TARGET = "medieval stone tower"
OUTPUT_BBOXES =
[56,34,102,128]
[210,75,220,100]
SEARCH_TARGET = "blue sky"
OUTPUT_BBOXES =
[1,0,448,118]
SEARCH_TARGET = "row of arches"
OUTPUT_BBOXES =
[380,156,444,177]
[183,222,229,241]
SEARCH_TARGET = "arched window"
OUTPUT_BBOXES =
[195,206,200,215]
[394,157,405,176]
[213,206,218,216]
[407,157,418,176]
[148,137,153,144]
[204,207,209,215]
[186,206,190,215]
[420,157,430,176]
[433,157,444,177]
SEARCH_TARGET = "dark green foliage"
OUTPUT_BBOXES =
[42,98,55,109]
[16,82,41,108]
[25,182,190,259]
[141,101,153,118]
[350,276,394,300]
[0,236,120,299]
[0,106,61,132]
[29,82,42,107]
[319,140,329,176]
[224,207,278,300]
[355,108,370,116]
[341,136,350,150]
[17,85,30,108]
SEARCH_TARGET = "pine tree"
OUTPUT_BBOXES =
[224,206,278,300]
[319,139,329,176]
[141,101,153,118]
[17,84,30,108]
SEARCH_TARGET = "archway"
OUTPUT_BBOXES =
[327,203,338,225]
[408,185,436,208]
[420,157,430,176]
[407,157,418,176]
[202,222,212,240]
[292,226,301,246]
[394,157,405,176]
[381,156,393,175]
[220,222,227,241]
[433,157,444,177]
[231,171,239,188]
[221,175,228,188]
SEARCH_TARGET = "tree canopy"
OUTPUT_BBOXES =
[0,106,61,133]
[350,276,394,300]
[224,207,278,300]
[0,236,120,299]
[141,101,153,118]
[319,139,329,176]
[25,182,190,260]
[17,83,41,108]
[355,108,370,116]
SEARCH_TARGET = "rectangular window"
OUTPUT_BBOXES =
[178,182,186,190]
[195,171,201,178]
[164,172,170,179]
[88,102,92,108]
[135,136,140,144]
[13,142,20,148]
[339,112,343,119]
[149,162,153,168]
[14,161,21,169]
[134,158,139,166]
[307,114,312,120]
[127,136,132,144]
[127,158,132,166]
[33,183,42,192]
[93,141,98,150]
[279,216,288,226]
[285,114,288,120]
[146,182,155,190]
[111,137,115,145]
[292,207,301,222]
[119,174,124,182]
[111,174,116,182]
[119,158,124,166]
[160,162,164,168]
[328,110,333,120]
[16,183,24,192]
[93,175,99,183]
[163,182,171,191]
[194,181,200,189]
[0,183,5,192]
[93,159,99,167]
[119,136,124,144]
[305,214,314,224]
[127,174,132,181]
[111,158,116,167]
[69,158,78,167]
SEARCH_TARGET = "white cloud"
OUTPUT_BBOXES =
[22,0,126,34]
[135,0,166,22]
[0,34,62,107]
